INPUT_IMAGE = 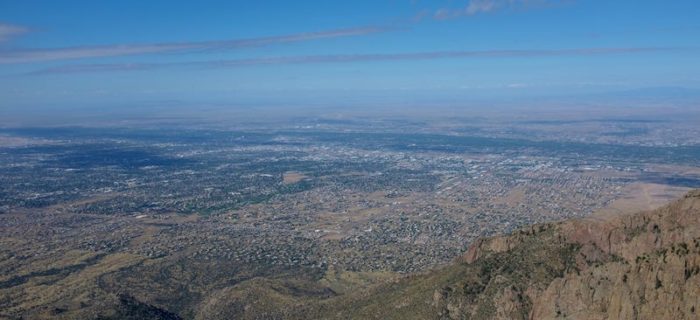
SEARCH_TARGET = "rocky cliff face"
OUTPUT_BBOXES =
[306,190,700,320]
[528,190,700,319]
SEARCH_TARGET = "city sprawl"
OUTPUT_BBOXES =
[1,115,699,317]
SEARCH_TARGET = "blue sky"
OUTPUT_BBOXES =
[0,0,699,111]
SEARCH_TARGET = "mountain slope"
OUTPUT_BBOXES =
[291,189,700,319]
[90,190,700,319]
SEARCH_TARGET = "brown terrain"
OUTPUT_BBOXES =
[1,189,699,319]
[194,189,700,319]
[149,189,700,319]
[290,189,700,319]
[282,172,307,185]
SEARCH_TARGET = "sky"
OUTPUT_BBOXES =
[0,0,699,114]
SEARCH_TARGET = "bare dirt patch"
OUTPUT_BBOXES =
[592,183,691,218]
[282,172,307,184]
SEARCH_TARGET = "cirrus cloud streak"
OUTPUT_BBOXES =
[434,0,570,20]
[0,23,29,42]
[0,26,393,64]
[26,46,691,76]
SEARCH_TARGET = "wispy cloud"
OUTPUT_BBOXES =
[0,26,392,64]
[434,0,565,20]
[27,47,687,75]
[0,23,29,42]
[0,1,568,64]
